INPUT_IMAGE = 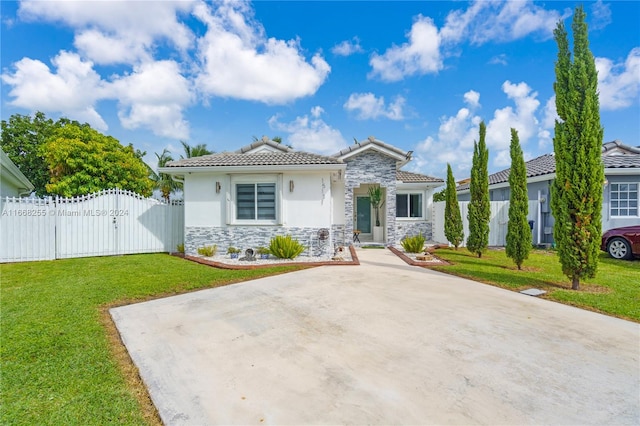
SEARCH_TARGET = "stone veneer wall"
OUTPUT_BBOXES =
[331,224,347,247]
[344,151,397,245]
[185,226,335,257]
[395,221,433,243]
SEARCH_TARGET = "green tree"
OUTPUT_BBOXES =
[150,149,182,202]
[42,122,153,197]
[551,7,604,290]
[0,112,57,196]
[467,121,490,258]
[505,129,532,270]
[444,164,464,249]
[433,189,446,202]
[180,140,213,158]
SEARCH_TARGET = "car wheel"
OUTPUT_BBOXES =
[607,237,632,260]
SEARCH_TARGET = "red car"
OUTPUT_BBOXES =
[601,225,640,260]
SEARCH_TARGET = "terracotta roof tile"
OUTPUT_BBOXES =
[457,151,640,191]
[396,170,443,183]
[165,152,343,167]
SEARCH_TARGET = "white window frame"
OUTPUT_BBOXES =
[396,192,424,220]
[229,174,281,225]
[610,182,639,217]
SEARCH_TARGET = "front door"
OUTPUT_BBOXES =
[356,196,371,234]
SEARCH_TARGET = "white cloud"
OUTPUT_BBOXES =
[463,90,480,108]
[590,1,612,31]
[541,96,558,129]
[440,1,566,46]
[413,104,481,178]
[1,51,108,130]
[596,48,640,110]
[268,107,346,155]
[332,37,363,56]
[110,61,194,139]
[369,15,442,81]
[462,1,565,45]
[413,79,548,177]
[18,0,195,65]
[485,81,540,169]
[489,54,508,66]
[194,1,330,104]
[370,1,565,82]
[343,93,406,121]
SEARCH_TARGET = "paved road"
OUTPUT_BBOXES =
[111,248,640,425]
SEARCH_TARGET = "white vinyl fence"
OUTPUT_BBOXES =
[1,188,183,263]
[433,200,539,247]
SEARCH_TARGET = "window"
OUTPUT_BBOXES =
[396,193,423,218]
[236,183,276,220]
[610,183,638,217]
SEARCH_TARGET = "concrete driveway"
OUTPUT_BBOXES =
[111,249,639,425]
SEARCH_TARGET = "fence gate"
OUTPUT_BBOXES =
[1,189,184,263]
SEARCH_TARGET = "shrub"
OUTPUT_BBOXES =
[268,235,305,259]
[197,245,217,257]
[226,246,241,254]
[176,243,185,254]
[401,234,425,253]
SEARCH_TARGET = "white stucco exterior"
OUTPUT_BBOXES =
[0,147,34,197]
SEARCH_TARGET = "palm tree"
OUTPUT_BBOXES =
[180,140,213,158]
[150,149,181,202]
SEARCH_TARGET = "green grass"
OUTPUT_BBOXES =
[431,248,640,322]
[0,254,305,426]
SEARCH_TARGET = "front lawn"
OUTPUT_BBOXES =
[0,254,305,426]
[431,248,639,322]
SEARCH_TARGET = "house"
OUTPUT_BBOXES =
[456,141,640,245]
[160,136,443,256]
[0,147,34,198]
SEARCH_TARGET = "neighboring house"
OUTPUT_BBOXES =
[160,136,443,256]
[0,147,34,198]
[457,140,640,245]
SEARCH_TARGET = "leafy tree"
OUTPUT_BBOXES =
[551,6,604,290]
[433,189,446,202]
[42,122,153,197]
[0,112,57,196]
[505,129,532,270]
[467,121,490,258]
[444,164,464,249]
[150,149,182,202]
[180,141,213,158]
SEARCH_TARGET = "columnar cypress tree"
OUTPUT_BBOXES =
[506,128,531,270]
[551,7,604,290]
[467,121,490,258]
[444,163,464,249]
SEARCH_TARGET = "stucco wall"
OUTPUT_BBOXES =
[183,170,341,257]
[0,177,21,198]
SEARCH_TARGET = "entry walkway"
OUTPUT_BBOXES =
[111,248,639,425]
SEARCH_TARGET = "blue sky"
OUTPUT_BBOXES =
[1,0,639,180]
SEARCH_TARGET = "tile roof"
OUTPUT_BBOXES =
[333,136,410,159]
[601,140,640,155]
[396,170,443,183]
[457,151,640,191]
[235,138,292,154]
[165,152,343,168]
[603,155,640,168]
